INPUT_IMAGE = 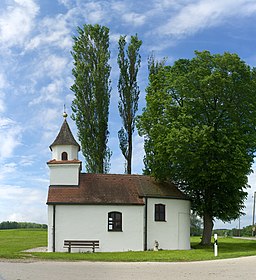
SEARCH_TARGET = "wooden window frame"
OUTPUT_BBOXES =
[155,204,166,222]
[108,211,122,232]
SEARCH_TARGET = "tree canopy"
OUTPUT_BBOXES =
[71,24,111,173]
[117,34,142,174]
[137,51,256,244]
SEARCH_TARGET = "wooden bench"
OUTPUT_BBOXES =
[64,240,99,253]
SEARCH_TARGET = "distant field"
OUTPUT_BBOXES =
[1,229,256,262]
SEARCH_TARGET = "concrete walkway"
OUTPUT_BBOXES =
[0,256,256,280]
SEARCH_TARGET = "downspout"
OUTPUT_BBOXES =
[53,205,56,252]
[144,197,148,251]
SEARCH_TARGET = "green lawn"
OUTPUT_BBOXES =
[1,229,256,262]
[0,229,47,259]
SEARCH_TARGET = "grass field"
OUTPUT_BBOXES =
[1,229,256,262]
[0,229,47,259]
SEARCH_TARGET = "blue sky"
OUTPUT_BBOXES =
[0,0,256,229]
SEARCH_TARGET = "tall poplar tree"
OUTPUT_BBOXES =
[71,24,111,173]
[117,34,142,174]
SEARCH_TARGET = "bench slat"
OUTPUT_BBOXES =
[64,240,99,244]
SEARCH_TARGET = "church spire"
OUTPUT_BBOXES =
[49,116,80,151]
[48,113,81,186]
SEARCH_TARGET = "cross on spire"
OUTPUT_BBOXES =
[63,104,68,118]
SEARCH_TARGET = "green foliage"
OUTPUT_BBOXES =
[0,221,47,230]
[117,34,142,174]
[239,225,254,236]
[71,24,112,173]
[213,225,254,237]
[213,228,231,237]
[137,51,256,244]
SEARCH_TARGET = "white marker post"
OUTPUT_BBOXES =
[214,233,218,257]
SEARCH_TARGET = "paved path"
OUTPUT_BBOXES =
[0,256,256,280]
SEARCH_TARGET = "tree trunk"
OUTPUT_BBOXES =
[127,129,132,174]
[200,212,213,245]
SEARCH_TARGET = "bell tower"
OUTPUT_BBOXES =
[47,112,81,186]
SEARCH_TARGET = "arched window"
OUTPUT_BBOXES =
[155,204,166,221]
[61,152,68,160]
[108,211,122,231]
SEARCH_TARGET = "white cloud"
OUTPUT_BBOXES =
[154,0,256,38]
[42,55,69,78]
[0,75,8,114]
[0,184,47,223]
[0,162,17,180]
[0,73,7,89]
[0,0,39,48]
[0,99,5,114]
[0,185,23,200]
[0,92,6,114]
[110,152,126,174]
[111,1,128,13]
[0,185,46,204]
[29,80,64,106]
[0,118,22,159]
[26,12,73,51]
[27,53,70,107]
[7,204,47,223]
[83,1,106,23]
[19,155,35,167]
[34,107,64,142]
[153,0,180,10]
[122,12,146,26]
[58,0,73,8]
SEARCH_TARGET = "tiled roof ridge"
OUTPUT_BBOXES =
[50,119,80,150]
[47,159,81,164]
[79,173,148,177]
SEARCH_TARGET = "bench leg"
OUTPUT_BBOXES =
[68,245,71,253]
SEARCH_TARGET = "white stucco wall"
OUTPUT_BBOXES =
[48,204,145,252]
[146,198,191,250]
[51,145,79,161]
[48,164,80,185]
[48,205,54,252]
[47,198,191,252]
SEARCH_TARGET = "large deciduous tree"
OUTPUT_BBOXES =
[117,34,142,174]
[137,51,256,245]
[71,24,111,173]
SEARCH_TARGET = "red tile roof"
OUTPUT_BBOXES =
[47,173,188,205]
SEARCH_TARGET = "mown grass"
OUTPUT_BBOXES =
[1,229,256,262]
[0,229,47,259]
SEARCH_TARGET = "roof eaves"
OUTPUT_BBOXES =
[46,202,145,206]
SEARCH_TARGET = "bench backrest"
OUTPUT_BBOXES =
[64,240,99,247]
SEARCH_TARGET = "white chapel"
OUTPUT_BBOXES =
[46,115,191,252]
